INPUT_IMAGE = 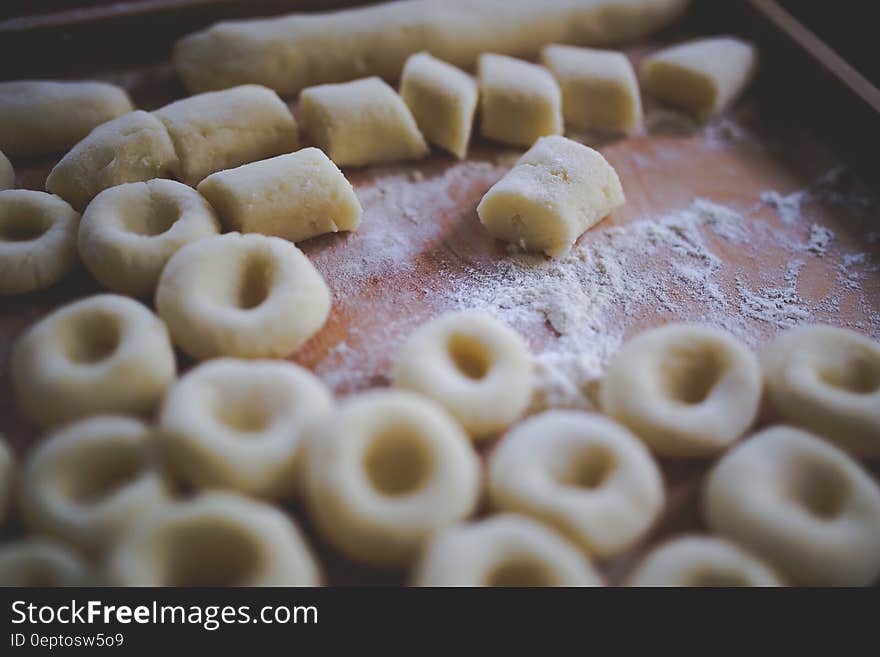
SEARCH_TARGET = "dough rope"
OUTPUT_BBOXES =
[303,390,481,567]
[300,77,428,167]
[11,294,177,429]
[414,514,603,587]
[197,147,362,243]
[0,539,89,587]
[762,325,880,458]
[0,80,133,157]
[704,425,880,586]
[626,535,783,586]
[0,190,80,295]
[159,358,334,499]
[79,179,220,298]
[489,411,664,557]
[106,491,321,586]
[19,416,171,555]
[477,135,624,257]
[155,232,331,360]
[392,310,533,440]
[599,323,762,458]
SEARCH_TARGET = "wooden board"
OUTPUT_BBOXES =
[1,0,879,585]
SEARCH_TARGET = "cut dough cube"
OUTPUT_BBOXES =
[0,80,133,157]
[154,84,299,187]
[478,53,563,147]
[541,44,642,134]
[300,77,428,167]
[477,135,624,257]
[198,147,362,243]
[0,150,13,190]
[641,36,757,121]
[400,52,478,159]
[46,111,179,211]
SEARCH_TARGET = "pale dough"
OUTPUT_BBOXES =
[541,44,642,134]
[414,514,602,587]
[159,358,334,499]
[79,179,220,297]
[0,539,89,587]
[0,80,133,157]
[392,310,533,440]
[155,232,331,360]
[11,294,177,429]
[197,147,362,243]
[400,52,478,159]
[489,411,664,557]
[704,426,880,586]
[477,135,624,257]
[300,77,428,167]
[762,325,880,458]
[626,535,783,587]
[46,111,180,212]
[303,390,481,567]
[107,491,321,586]
[478,53,563,147]
[0,150,12,190]
[154,84,299,186]
[0,190,80,295]
[173,0,689,95]
[19,415,171,555]
[641,36,757,121]
[599,323,762,458]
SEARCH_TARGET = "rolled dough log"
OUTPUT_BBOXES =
[198,148,362,243]
[641,36,757,121]
[400,52,478,159]
[0,151,12,191]
[541,44,642,134]
[46,111,180,212]
[477,135,624,256]
[478,54,563,148]
[173,0,690,95]
[0,80,133,157]
[153,85,299,187]
[300,77,428,167]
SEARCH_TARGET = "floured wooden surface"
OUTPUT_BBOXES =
[1,43,878,584]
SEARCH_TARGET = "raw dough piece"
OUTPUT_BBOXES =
[0,80,133,157]
[704,426,880,586]
[477,135,624,257]
[45,111,180,212]
[414,514,602,587]
[0,150,13,190]
[0,436,13,526]
[11,294,176,429]
[159,358,334,499]
[489,411,664,557]
[20,416,171,555]
[79,179,220,297]
[626,535,783,587]
[0,540,89,586]
[762,325,880,458]
[478,53,563,147]
[107,492,321,586]
[304,390,481,567]
[541,44,642,134]
[641,36,757,121]
[400,52,478,159]
[154,84,299,186]
[599,323,762,458]
[155,233,330,360]
[0,190,80,295]
[173,0,689,95]
[392,310,533,440]
[197,148,361,243]
[300,77,428,167]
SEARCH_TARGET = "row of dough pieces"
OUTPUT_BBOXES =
[3,302,880,584]
[1,35,755,259]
